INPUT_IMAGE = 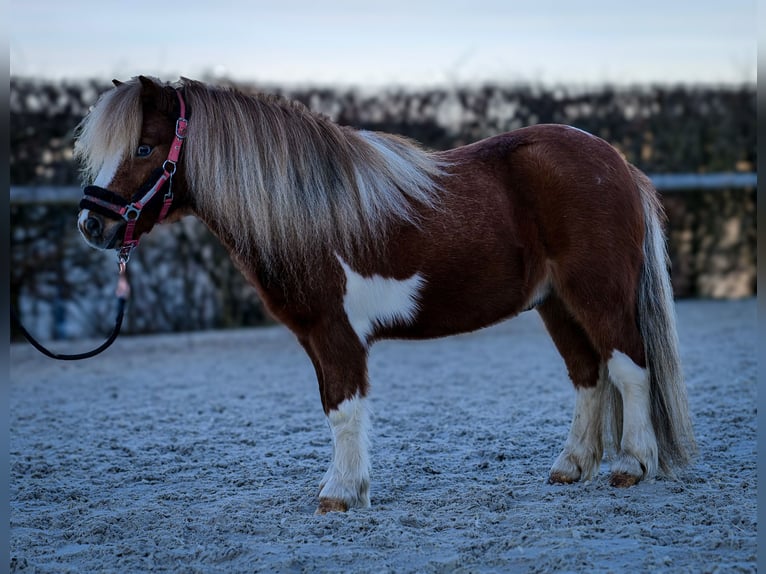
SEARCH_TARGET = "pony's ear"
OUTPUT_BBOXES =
[138,75,177,116]
[112,79,123,87]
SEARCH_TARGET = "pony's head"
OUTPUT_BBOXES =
[75,76,193,253]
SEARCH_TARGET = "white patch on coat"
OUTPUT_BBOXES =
[337,255,425,344]
[550,385,602,481]
[319,393,371,509]
[607,350,658,478]
[93,152,123,188]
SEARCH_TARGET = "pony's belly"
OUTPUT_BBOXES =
[376,293,527,341]
[398,255,541,339]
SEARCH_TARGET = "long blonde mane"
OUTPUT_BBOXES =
[75,77,447,267]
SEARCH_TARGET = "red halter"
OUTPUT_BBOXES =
[80,89,188,265]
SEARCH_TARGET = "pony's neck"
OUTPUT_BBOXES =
[182,81,445,273]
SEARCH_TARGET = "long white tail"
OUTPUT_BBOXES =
[630,165,697,474]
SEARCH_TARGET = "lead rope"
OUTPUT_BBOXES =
[11,261,131,361]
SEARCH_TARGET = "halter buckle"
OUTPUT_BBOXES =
[176,117,188,139]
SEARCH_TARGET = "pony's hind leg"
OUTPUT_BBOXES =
[555,274,658,487]
[301,320,371,514]
[606,351,658,486]
[538,295,604,484]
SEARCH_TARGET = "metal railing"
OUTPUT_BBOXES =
[647,172,757,191]
[9,172,758,204]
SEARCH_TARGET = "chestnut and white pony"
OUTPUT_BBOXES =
[75,76,696,513]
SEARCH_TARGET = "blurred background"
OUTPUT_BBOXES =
[10,1,757,341]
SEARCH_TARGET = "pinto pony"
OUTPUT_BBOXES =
[75,76,696,513]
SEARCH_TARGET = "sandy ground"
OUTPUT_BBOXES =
[10,298,757,573]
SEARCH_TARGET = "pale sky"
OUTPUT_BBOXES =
[9,0,757,87]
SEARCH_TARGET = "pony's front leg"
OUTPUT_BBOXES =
[318,391,370,513]
[302,324,371,514]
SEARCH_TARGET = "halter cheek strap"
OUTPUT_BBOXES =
[79,89,188,265]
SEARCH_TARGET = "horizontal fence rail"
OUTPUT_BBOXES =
[11,186,83,203]
[647,172,757,191]
[9,173,758,204]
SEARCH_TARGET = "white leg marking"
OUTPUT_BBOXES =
[93,152,122,188]
[550,386,602,482]
[337,255,425,344]
[607,351,658,479]
[319,393,371,509]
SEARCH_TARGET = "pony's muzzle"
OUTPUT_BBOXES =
[78,209,123,250]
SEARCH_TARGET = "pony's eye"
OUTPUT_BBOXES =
[136,144,153,157]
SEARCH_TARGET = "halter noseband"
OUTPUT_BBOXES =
[79,89,188,264]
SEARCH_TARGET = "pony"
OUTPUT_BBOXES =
[75,76,696,514]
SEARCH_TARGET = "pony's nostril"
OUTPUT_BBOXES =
[84,216,103,236]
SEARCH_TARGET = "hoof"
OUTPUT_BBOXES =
[315,498,349,515]
[548,471,578,485]
[609,472,640,488]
